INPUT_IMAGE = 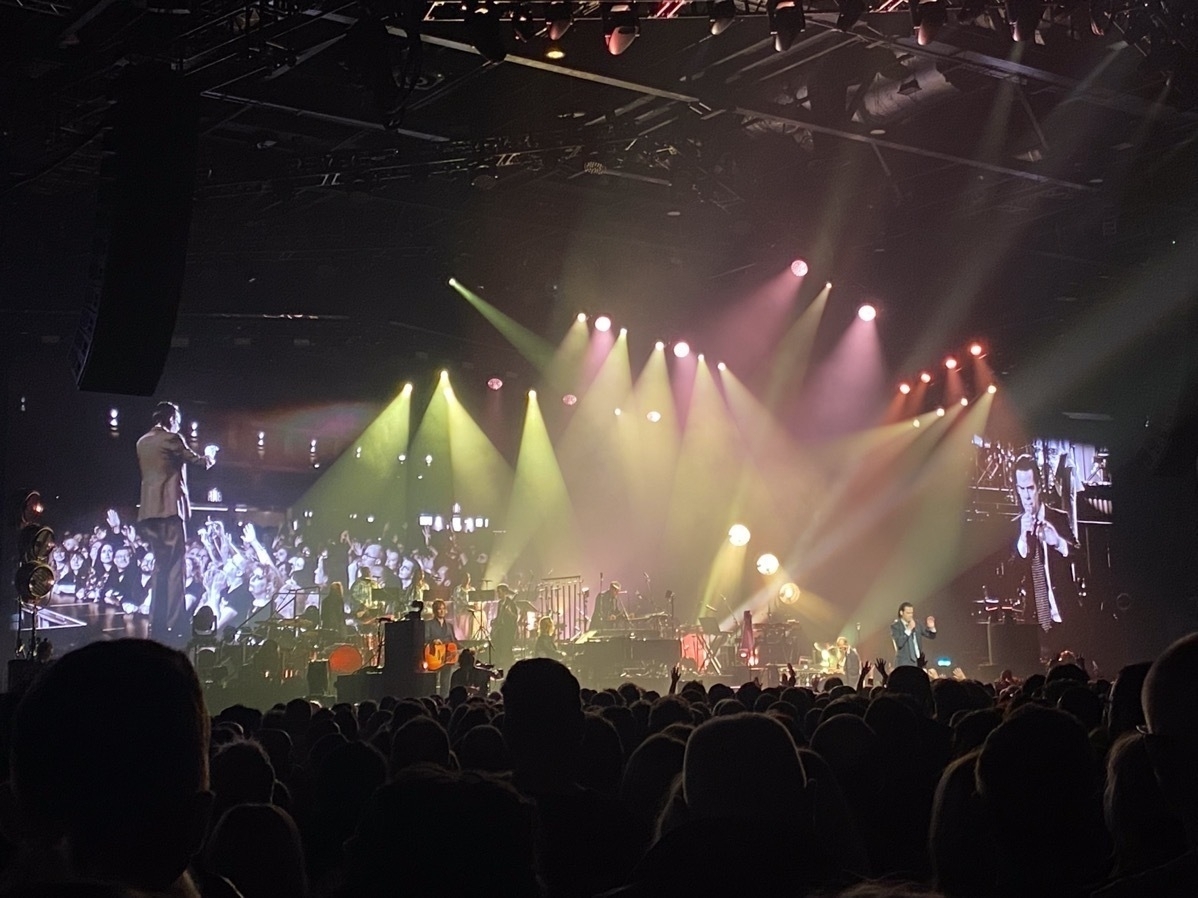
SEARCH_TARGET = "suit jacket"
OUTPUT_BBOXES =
[137,425,211,522]
[1014,504,1077,626]
[891,619,936,668]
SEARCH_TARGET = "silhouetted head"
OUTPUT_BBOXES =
[501,659,583,787]
[1142,632,1198,842]
[6,639,211,891]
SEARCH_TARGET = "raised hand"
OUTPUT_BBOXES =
[242,522,258,545]
[917,653,928,669]
[1041,519,1062,549]
[106,508,121,530]
[874,658,888,676]
[862,659,873,677]
[926,615,936,630]
[670,664,682,684]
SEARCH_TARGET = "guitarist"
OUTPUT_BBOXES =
[426,599,458,696]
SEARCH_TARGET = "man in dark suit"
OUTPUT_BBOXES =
[891,602,936,668]
[1013,453,1077,660]
[137,401,216,646]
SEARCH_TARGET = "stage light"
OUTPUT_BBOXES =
[398,454,407,463]
[619,327,627,336]
[913,418,921,427]
[1006,0,1041,42]
[717,362,727,372]
[697,353,705,362]
[646,410,662,423]
[757,553,780,575]
[562,394,578,406]
[512,2,538,42]
[987,384,997,394]
[577,312,587,323]
[594,315,612,332]
[767,0,806,52]
[528,389,537,399]
[403,382,413,392]
[790,259,809,277]
[673,341,691,359]
[945,357,958,370]
[836,0,867,31]
[778,582,800,604]
[440,369,448,379]
[899,383,911,395]
[465,0,506,63]
[545,1,574,40]
[911,0,948,45]
[710,0,737,34]
[857,304,877,322]
[448,277,458,287]
[545,43,565,60]
[920,371,932,384]
[425,454,434,466]
[961,397,969,406]
[614,408,622,416]
[728,524,751,547]
[487,377,503,390]
[603,3,639,55]
[936,407,945,417]
[970,342,984,357]
[655,340,665,351]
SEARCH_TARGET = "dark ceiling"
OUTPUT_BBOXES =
[2,1,1197,411]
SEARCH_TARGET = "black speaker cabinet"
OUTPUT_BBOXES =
[382,618,426,699]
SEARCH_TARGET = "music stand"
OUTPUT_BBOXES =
[698,617,726,675]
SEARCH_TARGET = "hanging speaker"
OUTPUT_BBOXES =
[71,63,199,396]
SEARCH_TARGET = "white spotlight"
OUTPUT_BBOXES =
[987,384,998,394]
[655,341,665,351]
[756,553,780,575]
[790,259,809,277]
[728,524,751,547]
[594,315,612,332]
[673,341,691,359]
[857,304,877,322]
[646,410,662,423]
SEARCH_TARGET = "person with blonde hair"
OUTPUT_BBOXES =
[534,616,561,660]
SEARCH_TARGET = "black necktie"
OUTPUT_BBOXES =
[1030,533,1051,631]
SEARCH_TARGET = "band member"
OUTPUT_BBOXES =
[450,648,500,695]
[137,401,216,647]
[452,571,475,638]
[591,580,626,628]
[836,636,861,683]
[491,583,520,670]
[1013,453,1077,659]
[891,602,936,668]
[534,616,561,660]
[426,599,457,696]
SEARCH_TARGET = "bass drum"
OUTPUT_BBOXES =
[328,643,364,676]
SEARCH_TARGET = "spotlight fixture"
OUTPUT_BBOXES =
[857,304,877,322]
[614,408,622,416]
[969,342,984,357]
[987,384,997,394]
[913,418,921,427]
[767,0,806,52]
[528,389,537,399]
[790,259,809,277]
[710,0,737,35]
[655,340,665,351]
[673,341,691,359]
[778,582,801,604]
[960,397,969,406]
[619,327,627,337]
[576,312,587,323]
[512,2,538,42]
[487,377,503,390]
[911,0,948,45]
[899,382,911,395]
[757,553,780,576]
[465,0,506,63]
[728,524,751,547]
[594,315,612,332]
[563,394,578,406]
[836,0,868,31]
[603,3,639,56]
[936,407,945,417]
[1006,0,1041,42]
[945,357,958,370]
[919,371,932,384]
[545,1,574,40]
[646,410,662,423]
[545,43,565,59]
[717,362,727,372]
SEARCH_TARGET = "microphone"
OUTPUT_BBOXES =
[704,604,716,612]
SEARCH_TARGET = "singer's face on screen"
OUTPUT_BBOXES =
[1016,468,1040,515]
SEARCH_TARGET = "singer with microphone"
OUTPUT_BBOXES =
[1013,453,1077,660]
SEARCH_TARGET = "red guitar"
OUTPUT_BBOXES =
[423,640,459,671]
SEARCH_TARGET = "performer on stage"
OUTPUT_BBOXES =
[591,581,627,628]
[426,599,457,696]
[450,648,501,695]
[137,401,216,646]
[1013,453,1077,660]
[836,636,862,684]
[491,583,519,670]
[533,616,562,660]
[891,602,936,669]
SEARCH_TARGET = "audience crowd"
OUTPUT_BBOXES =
[2,633,1198,898]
